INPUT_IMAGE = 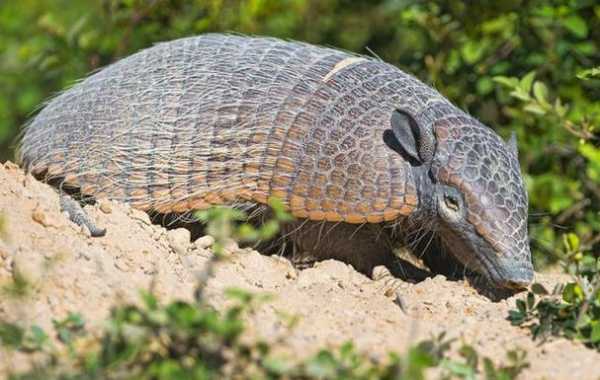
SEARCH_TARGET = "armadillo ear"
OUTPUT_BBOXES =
[506,131,519,157]
[390,110,421,163]
[389,109,434,164]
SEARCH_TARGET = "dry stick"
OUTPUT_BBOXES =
[563,120,596,140]
[556,199,590,225]
[584,179,600,203]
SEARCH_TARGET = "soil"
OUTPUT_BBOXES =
[0,161,599,379]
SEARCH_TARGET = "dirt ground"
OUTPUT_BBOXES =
[0,161,599,379]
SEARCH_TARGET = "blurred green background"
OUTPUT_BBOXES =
[0,0,599,267]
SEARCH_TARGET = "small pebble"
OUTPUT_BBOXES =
[168,228,191,255]
[194,235,215,249]
[3,162,18,170]
[285,269,298,280]
[223,239,239,255]
[32,205,58,228]
[98,199,112,214]
[0,242,9,259]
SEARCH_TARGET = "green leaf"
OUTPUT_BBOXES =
[553,98,568,117]
[477,77,494,95]
[305,350,338,378]
[493,76,519,88]
[483,358,497,378]
[443,360,476,378]
[459,344,479,368]
[510,89,531,102]
[508,310,525,324]
[532,81,549,106]
[224,287,255,304]
[562,283,584,304]
[531,283,549,296]
[563,233,580,253]
[520,71,536,93]
[140,290,158,310]
[268,196,293,222]
[561,15,588,38]
[590,323,600,343]
[577,67,600,80]
[516,299,527,313]
[523,103,546,115]
[262,356,294,375]
[460,40,486,64]
[405,346,437,379]
[527,292,535,309]
[0,322,24,348]
[22,325,49,352]
[578,144,600,164]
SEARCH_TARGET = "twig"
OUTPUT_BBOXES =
[556,199,590,225]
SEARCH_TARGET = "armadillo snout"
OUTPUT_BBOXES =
[492,263,534,289]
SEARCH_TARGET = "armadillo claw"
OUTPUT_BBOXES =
[59,195,107,237]
[372,265,407,312]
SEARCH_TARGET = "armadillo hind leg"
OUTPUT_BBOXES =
[60,195,106,237]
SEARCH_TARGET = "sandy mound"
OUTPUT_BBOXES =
[0,161,599,379]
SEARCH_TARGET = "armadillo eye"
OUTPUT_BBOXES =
[444,195,460,211]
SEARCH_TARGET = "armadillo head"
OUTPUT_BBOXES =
[390,103,533,289]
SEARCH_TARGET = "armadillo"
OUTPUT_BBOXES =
[18,34,534,289]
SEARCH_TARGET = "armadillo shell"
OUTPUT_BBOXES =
[19,34,443,223]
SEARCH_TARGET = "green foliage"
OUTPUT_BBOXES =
[1,291,528,379]
[53,312,86,357]
[1,268,33,299]
[195,197,293,255]
[193,197,293,300]
[509,233,600,350]
[577,66,600,80]
[0,322,48,353]
[1,0,598,267]
[440,344,528,380]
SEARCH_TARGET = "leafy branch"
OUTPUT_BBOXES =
[509,233,600,349]
[493,72,596,140]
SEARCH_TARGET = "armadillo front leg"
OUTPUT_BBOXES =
[372,265,409,311]
[60,195,106,237]
[279,220,436,311]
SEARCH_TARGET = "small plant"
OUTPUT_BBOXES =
[0,322,48,353]
[418,333,529,380]
[442,345,528,380]
[1,269,32,299]
[509,233,600,350]
[0,295,529,379]
[493,72,596,140]
[0,289,260,379]
[194,197,293,256]
[193,197,293,300]
[577,66,600,81]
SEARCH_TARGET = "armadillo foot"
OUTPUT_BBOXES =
[60,195,106,237]
[372,265,407,312]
